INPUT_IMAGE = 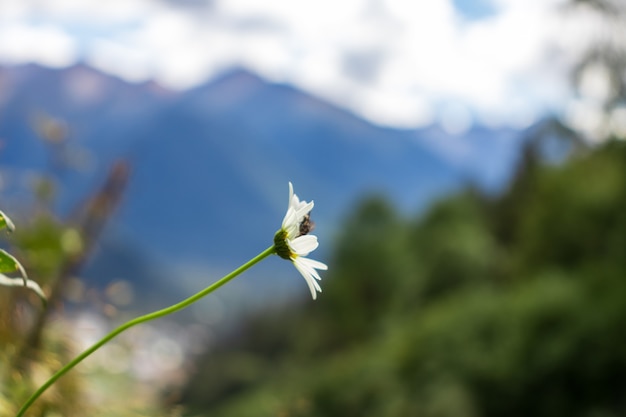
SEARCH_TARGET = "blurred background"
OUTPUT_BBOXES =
[0,0,625,415]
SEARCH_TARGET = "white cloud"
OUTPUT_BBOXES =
[354,87,435,128]
[0,0,575,129]
[0,0,158,25]
[0,23,76,67]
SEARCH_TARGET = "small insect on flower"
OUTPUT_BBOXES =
[298,213,315,236]
[274,182,327,299]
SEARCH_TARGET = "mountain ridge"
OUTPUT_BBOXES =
[0,63,525,304]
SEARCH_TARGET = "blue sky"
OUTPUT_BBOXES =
[0,0,604,134]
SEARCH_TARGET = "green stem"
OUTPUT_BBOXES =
[16,245,276,417]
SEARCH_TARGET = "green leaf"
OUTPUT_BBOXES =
[0,249,27,285]
[0,274,47,307]
[0,210,15,233]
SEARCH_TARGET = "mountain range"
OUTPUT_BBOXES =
[0,63,526,309]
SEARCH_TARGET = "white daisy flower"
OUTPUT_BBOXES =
[274,182,327,299]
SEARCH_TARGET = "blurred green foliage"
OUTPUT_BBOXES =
[0,210,87,416]
[0,122,176,416]
[180,139,626,417]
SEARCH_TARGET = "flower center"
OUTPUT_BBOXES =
[274,229,293,260]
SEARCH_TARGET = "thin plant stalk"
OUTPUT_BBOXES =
[16,245,276,417]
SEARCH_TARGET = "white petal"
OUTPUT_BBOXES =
[288,235,318,256]
[293,258,322,299]
[282,207,298,232]
[303,262,322,282]
[296,258,324,284]
[291,194,301,209]
[283,200,313,231]
[294,200,314,220]
[282,183,298,228]
[297,257,328,273]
